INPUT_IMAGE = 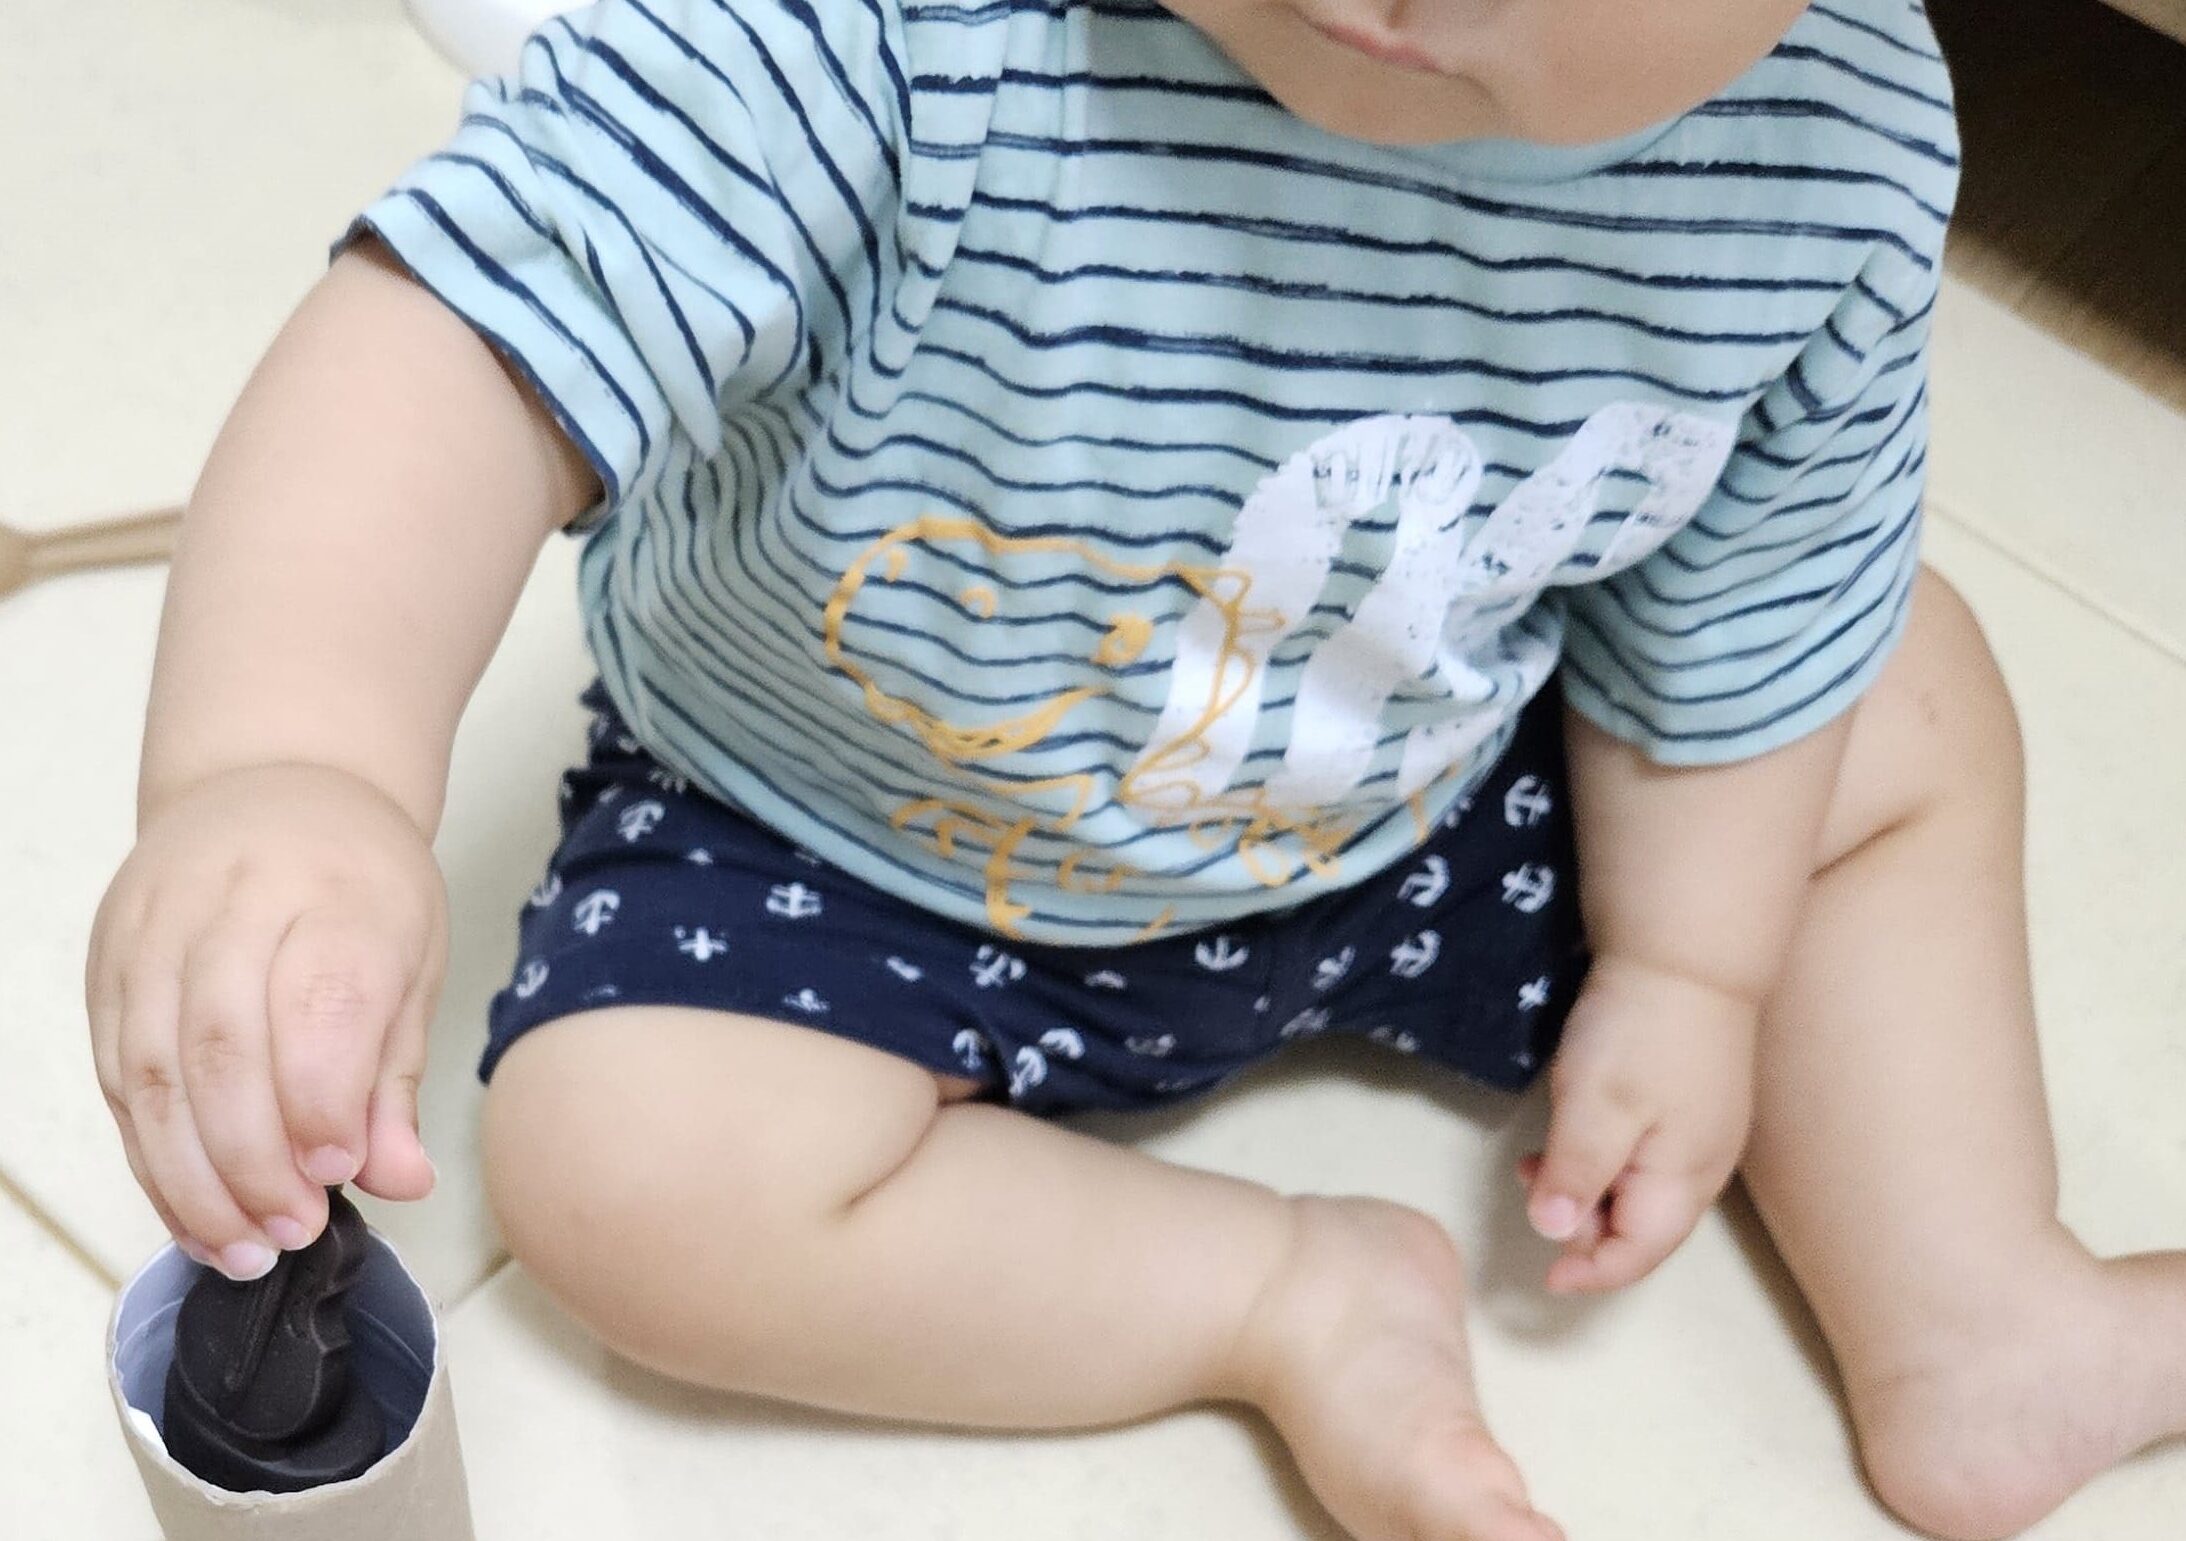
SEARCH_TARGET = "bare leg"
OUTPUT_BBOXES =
[484,1005,1563,1541]
[1742,571,2186,1541]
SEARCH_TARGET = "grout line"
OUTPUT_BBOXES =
[0,1167,120,1292]
[446,1247,515,1313]
[1928,500,2186,670]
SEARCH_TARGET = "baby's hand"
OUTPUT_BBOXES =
[1520,954,1758,1294]
[86,763,447,1280]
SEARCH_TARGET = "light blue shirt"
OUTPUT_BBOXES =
[346,0,1957,943]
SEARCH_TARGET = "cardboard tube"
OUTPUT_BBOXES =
[108,1232,474,1541]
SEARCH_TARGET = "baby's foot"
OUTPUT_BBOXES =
[1232,1196,1562,1541]
[1848,1247,2186,1541]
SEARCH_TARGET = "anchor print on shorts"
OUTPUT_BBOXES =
[674,926,728,962]
[1194,934,1249,973]
[1500,864,1556,915]
[1389,929,1442,979]
[616,800,666,843]
[571,889,621,937]
[766,882,823,920]
[971,945,1026,989]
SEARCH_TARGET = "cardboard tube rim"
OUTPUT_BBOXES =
[106,1229,461,1517]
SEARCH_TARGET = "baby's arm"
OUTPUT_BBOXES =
[88,237,598,1280]
[1521,704,1852,1293]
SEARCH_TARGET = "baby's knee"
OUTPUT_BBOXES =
[479,1006,940,1379]
[480,1016,793,1373]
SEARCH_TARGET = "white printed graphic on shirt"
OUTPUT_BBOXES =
[1128,405,1734,814]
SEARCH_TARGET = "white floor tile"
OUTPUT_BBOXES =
[440,521,2186,1540]
[1928,281,2186,663]
[0,0,459,526]
[0,1193,159,1539]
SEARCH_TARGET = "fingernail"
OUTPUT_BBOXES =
[1532,1196,1580,1241]
[219,1241,278,1281]
[264,1215,315,1251]
[178,1238,218,1268]
[303,1145,359,1184]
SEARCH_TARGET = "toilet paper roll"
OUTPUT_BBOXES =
[108,1231,474,1541]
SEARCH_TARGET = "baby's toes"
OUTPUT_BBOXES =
[1406,1418,1561,1541]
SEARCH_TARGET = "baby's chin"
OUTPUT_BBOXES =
[1239,54,1506,147]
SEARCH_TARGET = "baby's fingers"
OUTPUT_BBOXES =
[178,924,330,1247]
[1529,1072,1647,1243]
[269,908,410,1195]
[116,958,277,1280]
[1545,1169,1695,1295]
[354,986,437,1202]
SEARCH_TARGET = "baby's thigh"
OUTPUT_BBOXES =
[482,1004,964,1310]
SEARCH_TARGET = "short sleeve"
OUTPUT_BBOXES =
[1558,262,1937,765]
[334,0,908,528]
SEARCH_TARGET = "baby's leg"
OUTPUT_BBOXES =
[1741,571,2186,1541]
[483,1005,1563,1541]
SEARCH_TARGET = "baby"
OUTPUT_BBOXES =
[87,1,2186,1537]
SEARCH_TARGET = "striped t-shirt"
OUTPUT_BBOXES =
[346,0,1958,945]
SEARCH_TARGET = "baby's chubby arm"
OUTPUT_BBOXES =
[1519,703,1853,1293]
[86,237,599,1280]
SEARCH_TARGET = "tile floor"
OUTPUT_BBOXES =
[3,3,2183,1537]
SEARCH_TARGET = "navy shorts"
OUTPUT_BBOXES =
[485,683,1590,1114]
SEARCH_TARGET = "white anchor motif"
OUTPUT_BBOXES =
[952,1028,990,1071]
[646,766,690,794]
[527,872,563,909]
[1039,1026,1086,1060]
[1280,1006,1331,1039]
[1500,864,1556,914]
[1125,1033,1176,1057]
[674,926,728,962]
[1441,792,1475,830]
[1369,1025,1422,1054]
[571,889,622,937]
[1010,1045,1048,1098]
[1389,929,1442,979]
[1398,854,1451,908]
[1511,1049,1537,1071]
[558,781,575,803]
[883,956,924,982]
[1312,946,1356,991]
[588,715,610,745]
[596,784,624,806]
[1194,934,1250,972]
[616,799,667,843]
[766,882,824,919]
[686,848,714,865]
[781,987,829,1014]
[1517,975,1552,1011]
[1254,995,1271,1013]
[580,983,621,1004]
[971,945,1027,990]
[1504,775,1553,827]
[512,960,549,999]
[613,733,642,754]
[1084,970,1129,990]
